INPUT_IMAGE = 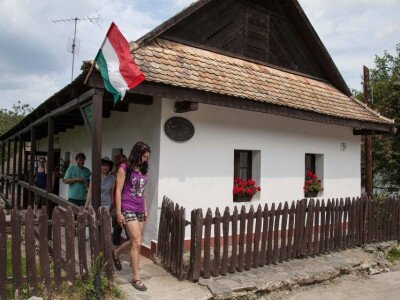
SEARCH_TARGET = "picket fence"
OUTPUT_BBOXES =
[157,196,400,281]
[0,206,113,299]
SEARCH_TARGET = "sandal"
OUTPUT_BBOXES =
[112,250,122,270]
[132,279,147,291]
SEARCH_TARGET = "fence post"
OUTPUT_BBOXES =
[177,207,186,279]
[11,207,22,297]
[273,203,282,263]
[101,207,114,279]
[38,207,51,294]
[189,209,203,281]
[213,208,221,276]
[203,208,212,278]
[260,203,269,265]
[221,207,230,275]
[245,205,254,270]
[230,206,239,272]
[25,207,37,296]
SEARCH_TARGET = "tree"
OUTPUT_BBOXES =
[356,43,400,191]
[0,101,34,136]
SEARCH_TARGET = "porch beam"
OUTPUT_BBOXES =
[91,89,104,212]
[130,81,395,134]
[5,88,97,141]
[174,101,198,113]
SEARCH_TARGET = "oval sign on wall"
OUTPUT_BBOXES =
[164,117,195,142]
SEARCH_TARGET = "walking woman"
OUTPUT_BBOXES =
[113,142,150,291]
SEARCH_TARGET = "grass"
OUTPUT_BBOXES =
[56,254,123,300]
[386,247,400,263]
[5,233,122,299]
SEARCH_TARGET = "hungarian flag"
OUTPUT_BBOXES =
[95,22,145,104]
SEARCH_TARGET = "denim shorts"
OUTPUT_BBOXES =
[122,211,145,223]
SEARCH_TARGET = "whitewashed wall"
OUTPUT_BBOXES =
[36,100,162,245]
[36,97,362,244]
[158,98,362,222]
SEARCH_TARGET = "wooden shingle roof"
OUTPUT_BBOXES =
[133,38,393,125]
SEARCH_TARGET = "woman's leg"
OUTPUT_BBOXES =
[125,220,144,281]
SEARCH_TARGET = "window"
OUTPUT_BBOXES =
[305,153,316,176]
[233,150,261,201]
[234,150,252,180]
[305,153,324,196]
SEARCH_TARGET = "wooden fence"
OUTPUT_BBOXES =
[0,206,113,299]
[157,197,186,279]
[157,196,400,281]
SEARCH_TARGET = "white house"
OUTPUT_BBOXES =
[1,0,395,251]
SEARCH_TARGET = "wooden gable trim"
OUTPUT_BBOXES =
[135,0,350,96]
[128,81,395,134]
[135,0,213,48]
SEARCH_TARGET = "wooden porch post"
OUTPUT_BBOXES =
[47,118,55,193]
[91,89,103,212]
[0,142,5,194]
[29,127,36,207]
[17,135,23,209]
[23,142,29,208]
[11,138,17,207]
[363,66,373,197]
[47,118,55,234]
[6,139,11,199]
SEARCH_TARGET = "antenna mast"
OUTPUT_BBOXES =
[53,12,102,82]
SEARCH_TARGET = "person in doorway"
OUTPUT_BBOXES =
[63,153,91,207]
[34,157,47,215]
[114,142,150,291]
[84,156,115,210]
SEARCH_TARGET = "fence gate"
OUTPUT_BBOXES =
[156,196,186,279]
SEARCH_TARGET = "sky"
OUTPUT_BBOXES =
[0,0,399,110]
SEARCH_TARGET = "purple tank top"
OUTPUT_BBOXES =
[120,163,147,213]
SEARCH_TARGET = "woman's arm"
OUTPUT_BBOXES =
[115,166,126,227]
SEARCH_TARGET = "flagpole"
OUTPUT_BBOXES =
[83,22,116,85]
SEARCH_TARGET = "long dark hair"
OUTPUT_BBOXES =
[127,142,151,176]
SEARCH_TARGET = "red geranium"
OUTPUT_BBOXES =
[233,178,261,196]
[304,171,323,193]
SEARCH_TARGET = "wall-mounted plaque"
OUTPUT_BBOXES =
[164,117,195,142]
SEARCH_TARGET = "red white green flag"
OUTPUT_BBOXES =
[95,22,145,104]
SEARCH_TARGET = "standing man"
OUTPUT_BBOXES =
[63,153,91,207]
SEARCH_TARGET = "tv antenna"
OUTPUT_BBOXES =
[52,11,102,82]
